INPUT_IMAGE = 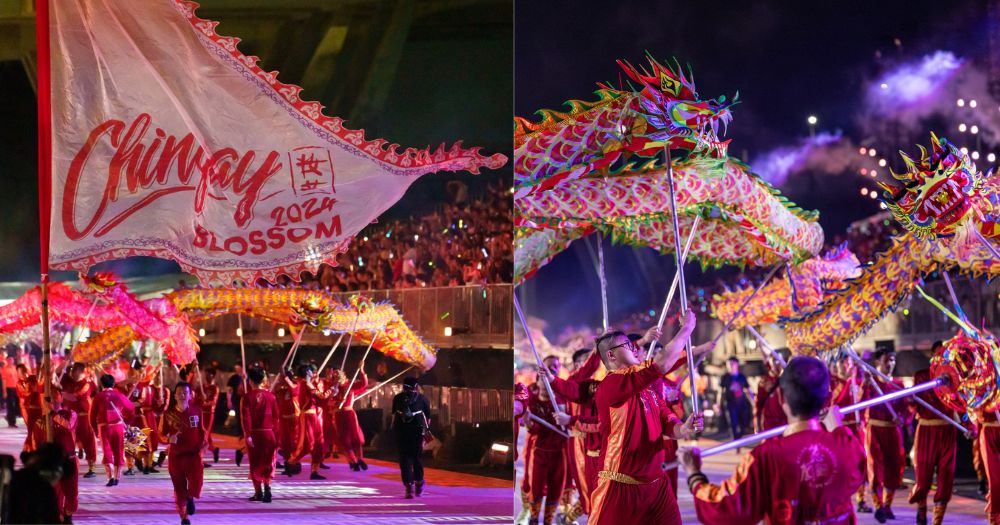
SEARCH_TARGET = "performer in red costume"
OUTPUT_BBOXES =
[289,365,334,478]
[160,382,206,525]
[192,365,221,465]
[16,366,42,453]
[830,355,873,513]
[863,347,907,523]
[521,372,571,525]
[680,356,866,524]
[541,348,601,523]
[586,311,707,525]
[50,403,79,523]
[242,366,279,503]
[978,408,1000,525]
[272,368,299,473]
[152,371,172,468]
[60,363,99,478]
[754,354,787,432]
[128,366,159,474]
[321,367,339,466]
[908,368,968,525]
[91,374,135,486]
[331,367,369,471]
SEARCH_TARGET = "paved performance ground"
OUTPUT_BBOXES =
[0,423,513,524]
[514,433,990,524]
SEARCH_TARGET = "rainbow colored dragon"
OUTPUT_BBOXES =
[751,134,1000,353]
[514,54,735,199]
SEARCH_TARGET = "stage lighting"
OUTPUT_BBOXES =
[198,328,206,338]
[444,327,453,337]
[278,327,286,337]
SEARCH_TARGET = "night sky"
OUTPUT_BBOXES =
[515,0,992,336]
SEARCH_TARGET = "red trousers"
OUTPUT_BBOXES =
[567,437,592,512]
[521,441,566,504]
[136,410,158,452]
[293,412,323,465]
[663,439,679,497]
[322,411,337,455]
[908,422,956,506]
[248,429,277,483]
[22,408,40,452]
[584,450,602,509]
[982,425,1000,524]
[589,475,680,525]
[55,456,79,517]
[278,415,298,460]
[866,423,904,493]
[334,409,365,463]
[75,413,97,464]
[168,451,204,515]
[201,408,215,450]
[99,423,125,466]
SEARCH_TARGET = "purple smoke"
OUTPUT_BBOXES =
[865,51,964,115]
[752,132,844,186]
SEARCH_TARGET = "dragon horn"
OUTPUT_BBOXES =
[930,131,945,157]
[916,144,929,162]
[898,151,917,173]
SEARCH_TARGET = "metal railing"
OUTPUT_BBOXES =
[196,284,513,349]
[355,383,514,429]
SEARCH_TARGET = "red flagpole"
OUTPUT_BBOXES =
[35,0,54,442]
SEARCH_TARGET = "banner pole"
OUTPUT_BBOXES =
[36,0,54,443]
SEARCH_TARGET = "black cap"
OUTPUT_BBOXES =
[403,377,418,389]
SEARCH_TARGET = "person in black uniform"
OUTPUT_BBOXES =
[392,377,430,499]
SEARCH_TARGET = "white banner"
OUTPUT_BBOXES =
[49,0,504,284]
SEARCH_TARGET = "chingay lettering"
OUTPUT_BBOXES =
[62,113,282,240]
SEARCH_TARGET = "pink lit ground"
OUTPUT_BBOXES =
[514,432,989,524]
[0,423,513,524]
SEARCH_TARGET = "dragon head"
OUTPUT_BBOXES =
[879,133,982,238]
[612,53,737,156]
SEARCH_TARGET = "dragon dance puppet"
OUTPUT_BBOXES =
[0,275,437,371]
[764,134,1000,353]
[515,155,825,282]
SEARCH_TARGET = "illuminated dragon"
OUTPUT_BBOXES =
[514,54,736,199]
[514,155,824,282]
[0,277,436,370]
[879,132,1000,247]
[768,134,1000,353]
[711,243,862,328]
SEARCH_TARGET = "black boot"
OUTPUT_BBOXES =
[156,451,166,467]
[349,462,359,471]
[262,486,272,503]
[235,449,244,466]
[980,479,989,496]
[105,478,115,487]
[83,469,96,479]
[310,472,326,480]
[123,468,135,476]
[275,461,284,470]
[319,463,330,470]
[186,497,196,516]
[405,483,413,499]
[357,459,368,471]
[415,480,424,497]
[213,447,220,463]
[249,492,263,502]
